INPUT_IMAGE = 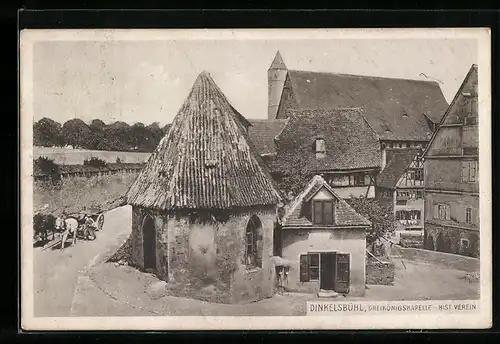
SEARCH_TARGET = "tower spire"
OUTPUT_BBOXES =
[267,51,288,119]
[269,51,287,70]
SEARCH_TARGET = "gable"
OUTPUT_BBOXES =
[442,67,478,126]
[276,74,299,119]
[283,175,371,228]
[312,187,335,200]
[425,126,462,156]
[424,65,478,158]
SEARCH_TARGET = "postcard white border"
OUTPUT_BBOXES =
[20,28,492,331]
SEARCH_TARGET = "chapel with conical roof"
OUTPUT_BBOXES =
[126,72,283,303]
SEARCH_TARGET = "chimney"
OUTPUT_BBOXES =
[381,143,387,170]
[268,51,287,120]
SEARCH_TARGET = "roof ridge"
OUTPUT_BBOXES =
[288,69,442,85]
[286,107,365,118]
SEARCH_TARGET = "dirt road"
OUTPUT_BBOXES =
[33,205,132,317]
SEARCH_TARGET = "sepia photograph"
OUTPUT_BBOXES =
[20,28,491,330]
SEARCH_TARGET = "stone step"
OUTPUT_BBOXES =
[317,290,339,299]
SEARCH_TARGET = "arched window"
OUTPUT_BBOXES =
[245,215,263,268]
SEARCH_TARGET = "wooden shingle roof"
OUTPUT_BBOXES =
[126,72,282,210]
[283,175,371,228]
[272,108,381,172]
[285,70,449,141]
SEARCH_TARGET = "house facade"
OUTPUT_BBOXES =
[422,64,479,258]
[125,72,284,303]
[270,108,381,199]
[259,51,450,196]
[376,148,425,235]
[279,175,371,296]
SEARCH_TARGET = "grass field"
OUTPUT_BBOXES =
[33,146,151,165]
[34,172,139,215]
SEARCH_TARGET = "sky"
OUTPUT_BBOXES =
[33,38,477,126]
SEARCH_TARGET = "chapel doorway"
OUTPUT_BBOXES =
[142,215,156,271]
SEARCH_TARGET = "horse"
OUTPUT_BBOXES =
[33,213,56,244]
[54,216,79,250]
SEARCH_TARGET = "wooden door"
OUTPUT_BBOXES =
[334,253,350,293]
[142,215,156,271]
[320,252,336,290]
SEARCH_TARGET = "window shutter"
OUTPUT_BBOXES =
[313,201,323,224]
[461,161,468,182]
[324,201,334,225]
[446,205,451,220]
[433,204,439,219]
[299,254,309,282]
[335,253,350,294]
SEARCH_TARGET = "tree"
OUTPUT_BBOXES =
[61,118,92,149]
[89,119,107,150]
[33,117,64,147]
[345,196,397,247]
[147,122,165,147]
[104,121,131,151]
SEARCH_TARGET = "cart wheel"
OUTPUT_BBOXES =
[96,213,104,231]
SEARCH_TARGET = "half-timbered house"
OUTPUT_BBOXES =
[422,64,479,258]
[376,148,425,235]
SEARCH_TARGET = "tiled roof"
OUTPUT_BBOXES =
[272,108,381,172]
[248,119,289,155]
[285,70,449,140]
[377,148,422,189]
[283,175,371,228]
[126,72,283,210]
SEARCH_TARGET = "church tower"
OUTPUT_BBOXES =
[267,51,287,120]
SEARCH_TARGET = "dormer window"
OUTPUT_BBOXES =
[312,200,334,225]
[315,138,326,159]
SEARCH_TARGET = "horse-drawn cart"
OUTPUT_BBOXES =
[40,212,105,251]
